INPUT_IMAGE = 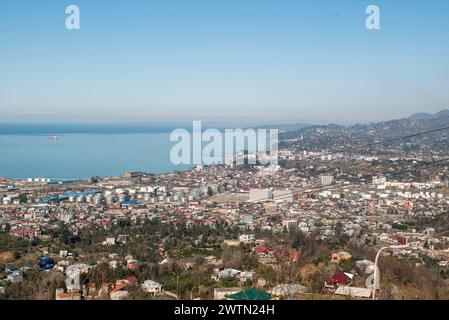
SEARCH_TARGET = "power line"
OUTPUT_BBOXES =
[202,123,449,167]
[284,124,449,161]
[241,123,449,203]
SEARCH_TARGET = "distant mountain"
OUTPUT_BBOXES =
[409,109,449,120]
[279,109,449,157]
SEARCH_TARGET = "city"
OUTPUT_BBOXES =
[1,111,449,301]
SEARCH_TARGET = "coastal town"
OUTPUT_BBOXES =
[1,116,449,301]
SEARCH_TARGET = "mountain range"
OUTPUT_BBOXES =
[409,109,449,120]
[280,109,449,157]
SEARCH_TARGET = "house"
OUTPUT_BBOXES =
[10,228,41,238]
[59,250,68,257]
[218,268,241,279]
[103,237,116,246]
[355,260,375,274]
[117,234,130,244]
[326,271,352,287]
[65,266,81,291]
[437,260,449,267]
[6,270,23,283]
[258,253,277,266]
[254,245,271,254]
[334,286,372,299]
[391,234,407,245]
[331,251,352,263]
[155,247,165,256]
[142,280,162,294]
[55,288,81,300]
[239,234,255,243]
[290,251,301,262]
[110,290,129,300]
[127,259,138,270]
[126,276,138,285]
[238,271,254,283]
[269,284,306,298]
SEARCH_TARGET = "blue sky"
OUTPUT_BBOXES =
[0,0,448,125]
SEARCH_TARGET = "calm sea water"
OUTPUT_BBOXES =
[0,133,194,179]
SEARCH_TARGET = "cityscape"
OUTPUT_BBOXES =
[1,1,449,314]
[1,110,449,301]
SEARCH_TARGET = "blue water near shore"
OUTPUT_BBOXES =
[0,133,194,179]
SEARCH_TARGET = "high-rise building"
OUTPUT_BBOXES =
[320,175,334,186]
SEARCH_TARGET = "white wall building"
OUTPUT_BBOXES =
[249,189,272,202]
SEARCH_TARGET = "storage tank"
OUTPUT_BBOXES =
[106,195,116,203]
[94,195,103,205]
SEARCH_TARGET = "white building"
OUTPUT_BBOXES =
[103,237,116,246]
[110,291,129,300]
[65,266,81,291]
[142,280,162,294]
[372,175,386,185]
[273,190,293,202]
[249,189,272,202]
[320,175,334,186]
[239,234,255,243]
[282,219,297,231]
[7,271,23,283]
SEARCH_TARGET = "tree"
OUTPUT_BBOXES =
[58,222,71,245]
[207,187,214,197]
[299,264,325,294]
[19,194,28,204]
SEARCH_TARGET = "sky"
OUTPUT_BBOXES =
[0,0,448,125]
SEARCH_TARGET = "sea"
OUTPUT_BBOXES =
[0,124,196,179]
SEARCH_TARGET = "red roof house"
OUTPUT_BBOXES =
[327,271,352,286]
